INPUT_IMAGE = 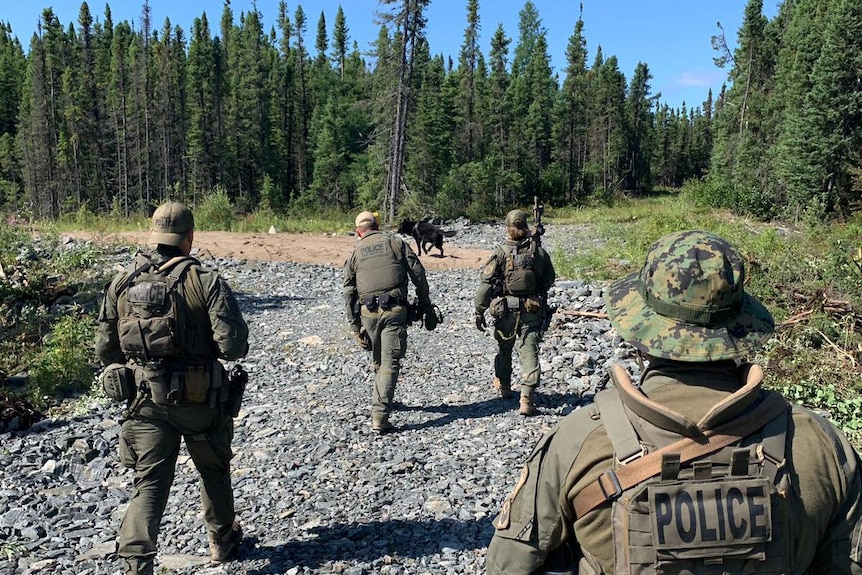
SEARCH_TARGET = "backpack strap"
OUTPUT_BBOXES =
[388,233,405,262]
[573,364,790,519]
[595,388,644,464]
[158,256,207,313]
[758,404,789,481]
[117,253,155,295]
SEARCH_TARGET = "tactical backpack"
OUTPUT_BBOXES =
[575,365,792,575]
[117,254,211,361]
[501,239,538,297]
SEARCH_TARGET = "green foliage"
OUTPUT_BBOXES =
[0,225,107,401]
[29,312,96,406]
[195,187,236,231]
[552,189,862,448]
[780,381,862,445]
[1,541,27,561]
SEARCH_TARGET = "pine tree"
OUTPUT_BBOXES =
[331,6,348,81]
[0,23,26,137]
[624,62,654,193]
[486,23,514,206]
[377,0,431,223]
[187,13,217,199]
[554,13,589,204]
[782,0,862,217]
[587,52,626,198]
[454,0,482,163]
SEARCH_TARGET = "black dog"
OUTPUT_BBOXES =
[397,219,456,257]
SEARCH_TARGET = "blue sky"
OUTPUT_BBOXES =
[2,0,778,110]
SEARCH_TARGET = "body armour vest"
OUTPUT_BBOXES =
[354,232,407,300]
[117,254,213,361]
[594,387,792,575]
[500,239,539,297]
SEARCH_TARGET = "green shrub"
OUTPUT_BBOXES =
[29,313,96,405]
[195,187,236,231]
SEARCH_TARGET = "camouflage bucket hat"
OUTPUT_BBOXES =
[605,230,774,361]
[505,209,528,229]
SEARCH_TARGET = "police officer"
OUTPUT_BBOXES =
[343,210,433,434]
[486,230,862,574]
[96,202,249,575]
[474,209,555,415]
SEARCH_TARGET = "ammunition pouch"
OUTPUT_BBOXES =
[489,296,522,319]
[523,297,541,313]
[101,363,135,402]
[138,364,175,405]
[362,294,378,311]
[183,365,212,403]
[133,362,221,406]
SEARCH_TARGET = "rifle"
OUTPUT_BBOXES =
[532,195,545,245]
[532,195,556,335]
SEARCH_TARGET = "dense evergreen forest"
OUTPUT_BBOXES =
[0,0,858,223]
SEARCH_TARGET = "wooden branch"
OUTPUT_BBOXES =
[778,309,814,328]
[556,309,609,320]
[812,328,857,368]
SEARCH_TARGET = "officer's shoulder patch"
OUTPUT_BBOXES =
[481,259,498,280]
[493,464,529,530]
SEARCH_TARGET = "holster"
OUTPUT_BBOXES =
[227,364,248,417]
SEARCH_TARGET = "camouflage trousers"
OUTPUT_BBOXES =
[492,311,542,394]
[360,304,408,417]
[117,398,235,574]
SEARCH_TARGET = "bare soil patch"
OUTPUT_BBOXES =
[66,230,491,271]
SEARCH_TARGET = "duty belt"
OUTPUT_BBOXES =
[362,293,404,311]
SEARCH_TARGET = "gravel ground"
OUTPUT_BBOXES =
[0,224,639,575]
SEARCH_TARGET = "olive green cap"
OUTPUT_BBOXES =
[149,201,194,246]
[505,209,528,229]
[605,230,774,361]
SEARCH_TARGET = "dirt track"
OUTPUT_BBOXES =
[66,230,492,271]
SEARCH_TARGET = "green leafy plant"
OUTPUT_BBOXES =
[29,312,96,405]
[1,541,27,560]
[195,187,235,231]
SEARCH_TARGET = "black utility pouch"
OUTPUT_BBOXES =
[101,363,135,402]
[378,293,392,310]
[362,294,378,311]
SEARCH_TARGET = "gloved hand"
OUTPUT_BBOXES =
[424,303,442,331]
[475,310,487,332]
[353,329,371,350]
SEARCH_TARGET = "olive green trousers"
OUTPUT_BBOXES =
[360,304,408,417]
[117,399,234,574]
[492,311,542,393]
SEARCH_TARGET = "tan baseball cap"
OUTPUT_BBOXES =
[149,201,194,246]
[355,211,377,227]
